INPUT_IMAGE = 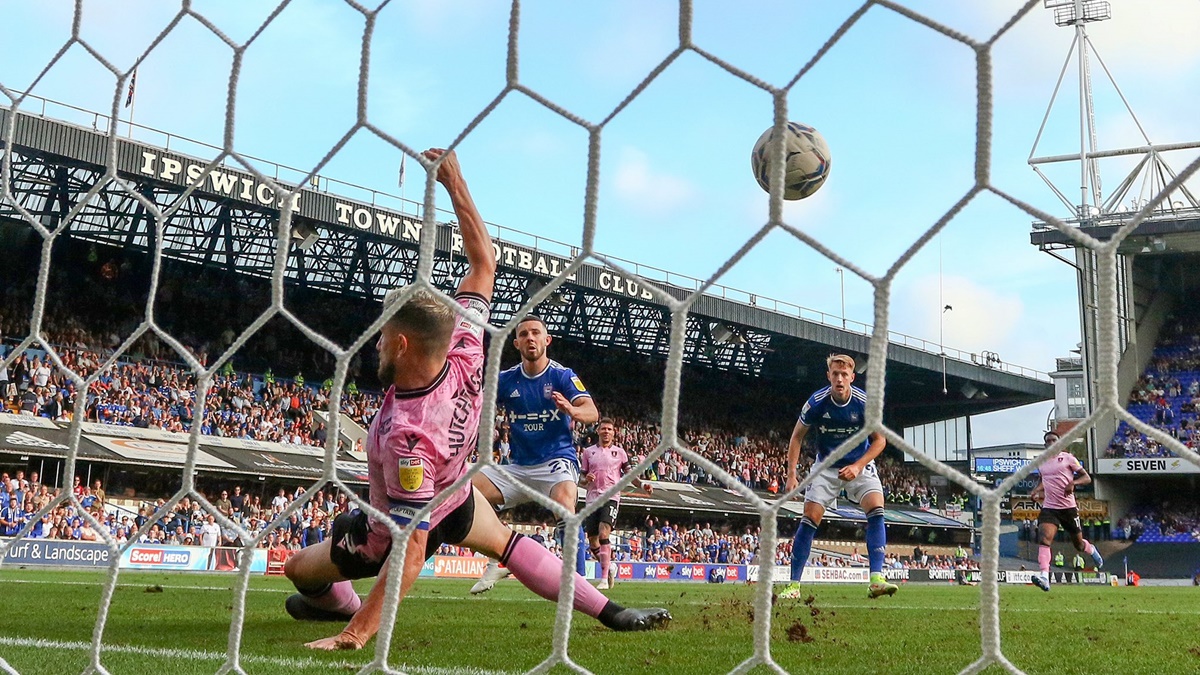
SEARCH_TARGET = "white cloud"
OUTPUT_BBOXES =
[612,146,697,216]
[893,273,1024,357]
[734,174,840,247]
[979,0,1200,83]
[581,6,677,88]
[970,402,1055,447]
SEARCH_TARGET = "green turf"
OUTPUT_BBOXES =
[0,568,1195,674]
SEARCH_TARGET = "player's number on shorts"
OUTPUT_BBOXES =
[549,459,573,475]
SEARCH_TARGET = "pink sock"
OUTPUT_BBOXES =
[300,580,361,615]
[502,533,608,617]
[1038,545,1051,575]
[1082,540,1094,555]
[599,544,612,579]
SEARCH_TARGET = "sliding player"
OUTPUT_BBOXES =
[283,149,669,650]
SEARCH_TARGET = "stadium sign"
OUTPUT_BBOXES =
[134,150,580,284]
[432,555,490,578]
[120,545,208,570]
[1010,498,1108,521]
[1095,457,1200,474]
[2,539,111,567]
[85,435,235,469]
[614,562,742,582]
[0,417,111,459]
[0,413,59,430]
[3,430,68,451]
[1,540,274,572]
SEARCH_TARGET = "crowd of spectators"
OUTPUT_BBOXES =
[1117,501,1200,543]
[1108,317,1200,458]
[1,328,960,515]
[508,412,962,510]
[2,339,956,514]
[0,468,353,551]
[0,237,966,572]
[434,512,976,570]
[124,484,354,550]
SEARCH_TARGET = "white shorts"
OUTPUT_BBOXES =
[480,458,579,511]
[803,460,883,509]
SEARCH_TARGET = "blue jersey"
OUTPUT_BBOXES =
[798,385,870,468]
[499,360,590,466]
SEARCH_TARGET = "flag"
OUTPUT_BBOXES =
[124,69,137,108]
[398,154,406,189]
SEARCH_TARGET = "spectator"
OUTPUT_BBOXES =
[200,514,221,547]
[91,480,106,510]
[214,490,233,517]
[229,486,245,514]
[301,512,325,548]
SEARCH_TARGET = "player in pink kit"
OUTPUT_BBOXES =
[579,418,652,590]
[1029,430,1104,591]
[282,149,670,650]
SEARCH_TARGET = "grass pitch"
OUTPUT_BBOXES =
[0,568,1196,674]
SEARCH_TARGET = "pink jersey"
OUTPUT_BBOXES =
[362,293,489,562]
[1038,451,1083,510]
[580,443,629,504]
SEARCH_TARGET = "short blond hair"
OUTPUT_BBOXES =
[826,354,855,372]
[382,288,456,353]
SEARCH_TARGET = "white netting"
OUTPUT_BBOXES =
[3,1,1200,674]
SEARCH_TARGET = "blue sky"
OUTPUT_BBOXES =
[2,0,1198,447]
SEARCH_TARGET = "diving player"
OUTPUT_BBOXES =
[282,149,669,650]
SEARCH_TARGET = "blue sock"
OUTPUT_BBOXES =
[790,516,819,582]
[553,521,588,575]
[866,507,886,575]
[577,526,588,576]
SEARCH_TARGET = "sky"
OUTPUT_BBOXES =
[1,0,1198,448]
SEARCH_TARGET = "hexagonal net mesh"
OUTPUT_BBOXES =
[3,1,1200,674]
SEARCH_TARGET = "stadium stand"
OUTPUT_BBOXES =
[1084,311,1200,547]
[1108,314,1200,459]
[0,238,968,567]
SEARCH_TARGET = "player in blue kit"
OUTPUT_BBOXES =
[779,354,898,600]
[470,315,599,594]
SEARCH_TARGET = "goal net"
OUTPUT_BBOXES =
[1,1,1198,674]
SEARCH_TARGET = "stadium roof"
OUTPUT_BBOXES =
[0,100,1052,428]
[0,413,966,530]
[1030,209,1200,255]
[0,414,368,485]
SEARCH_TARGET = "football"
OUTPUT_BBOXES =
[750,122,831,200]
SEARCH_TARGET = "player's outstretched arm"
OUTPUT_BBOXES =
[423,148,495,302]
[785,420,809,493]
[305,528,430,651]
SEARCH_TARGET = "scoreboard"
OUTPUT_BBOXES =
[973,457,1034,474]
